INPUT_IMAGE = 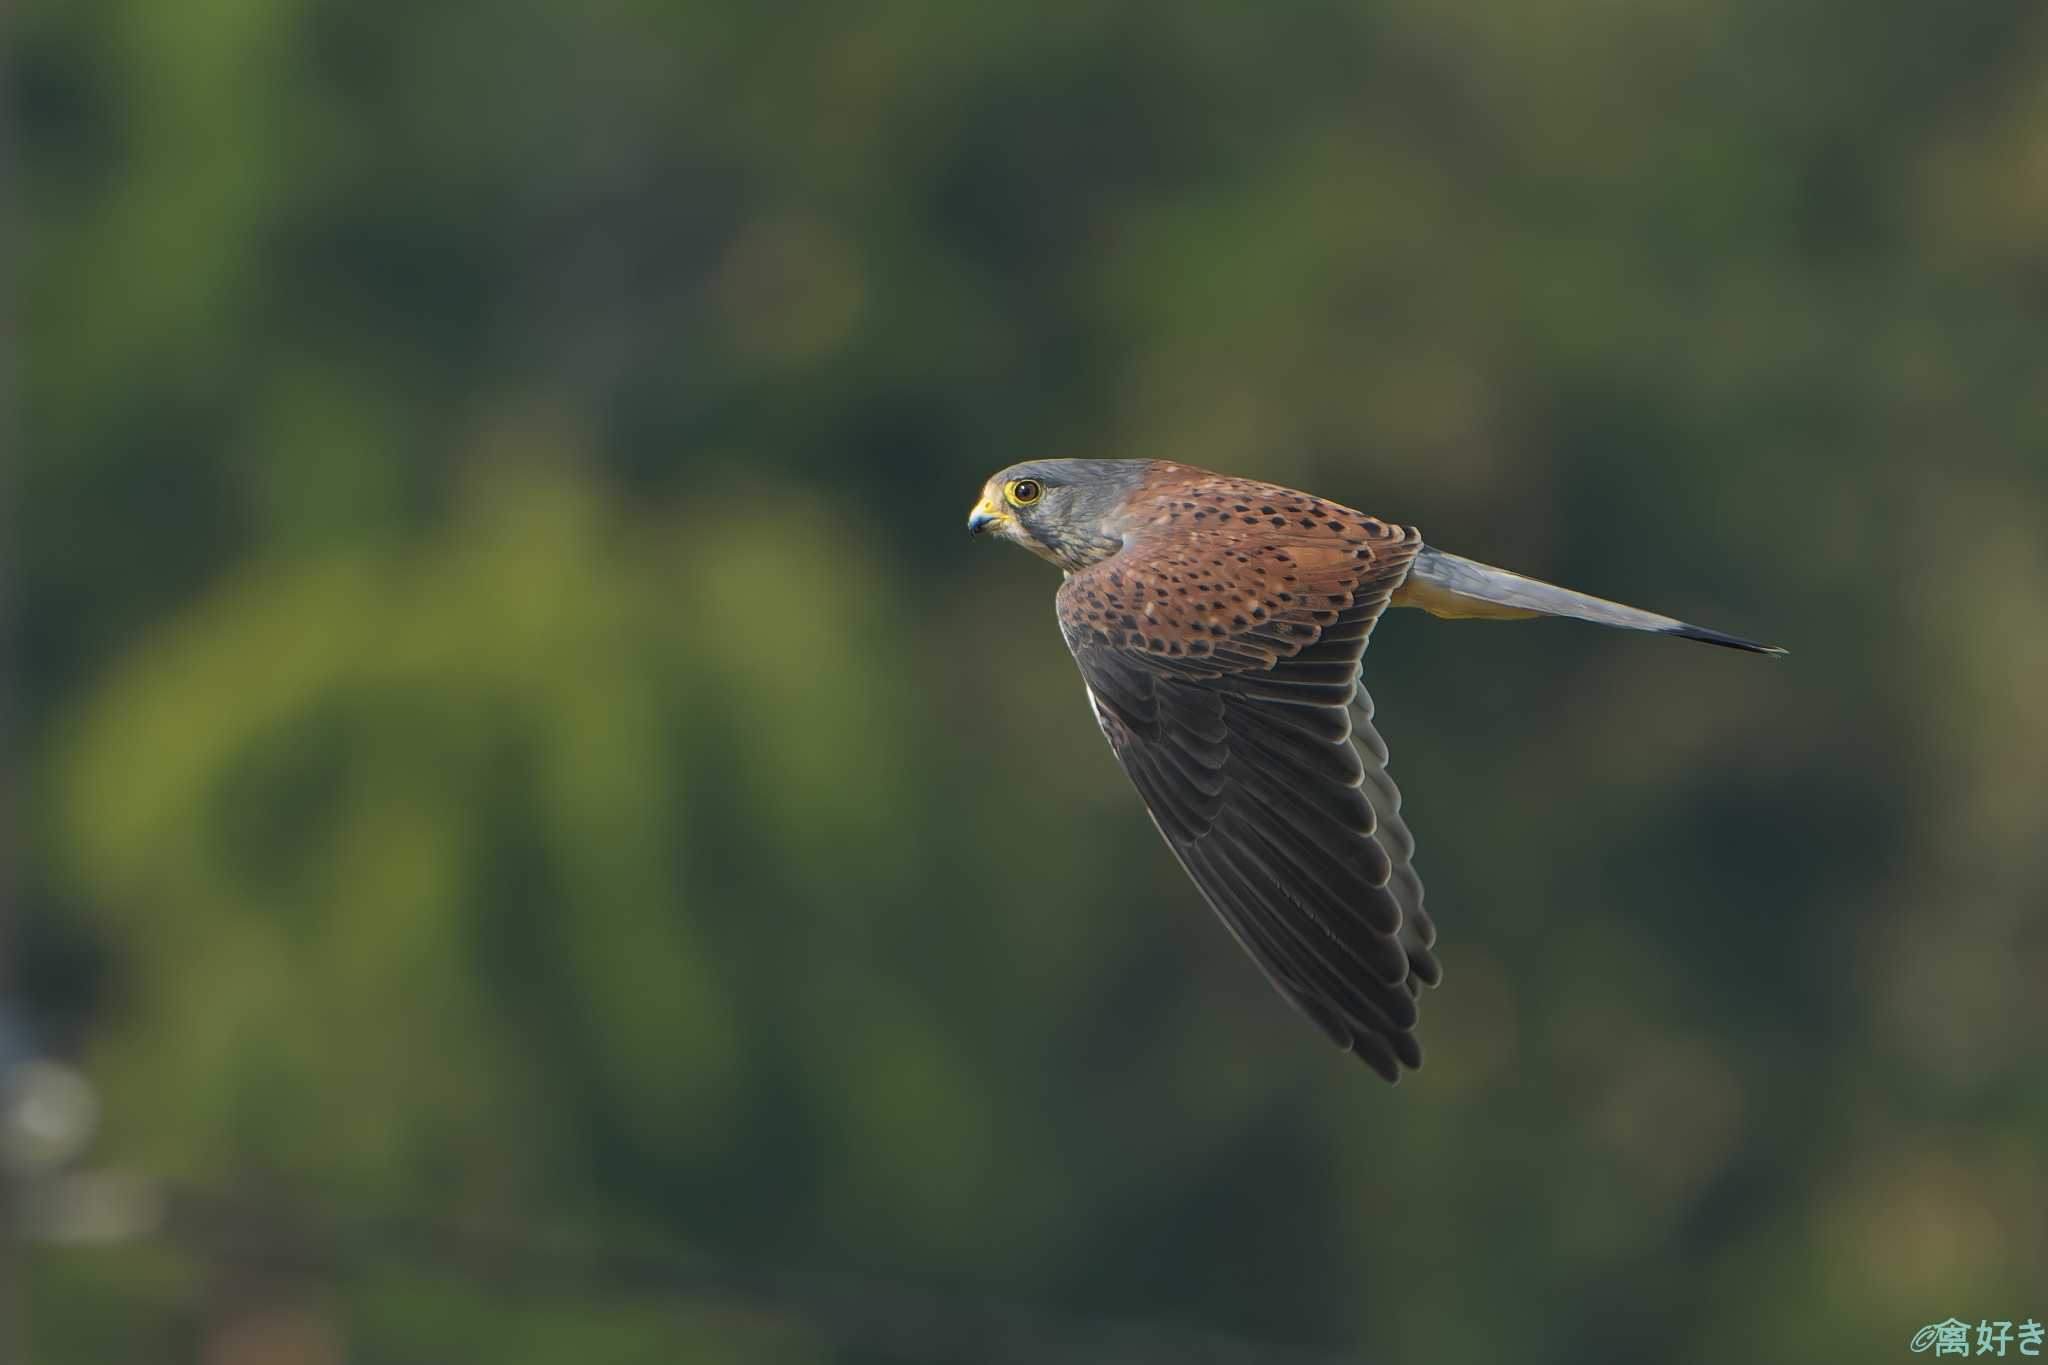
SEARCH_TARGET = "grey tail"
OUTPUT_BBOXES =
[1392,546,1787,657]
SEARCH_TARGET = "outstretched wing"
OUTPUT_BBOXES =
[1057,473,1440,1080]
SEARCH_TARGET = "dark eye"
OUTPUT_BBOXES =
[1007,478,1043,506]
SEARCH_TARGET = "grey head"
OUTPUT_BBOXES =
[966,459,1157,572]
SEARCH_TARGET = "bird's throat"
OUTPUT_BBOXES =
[1021,525,1125,573]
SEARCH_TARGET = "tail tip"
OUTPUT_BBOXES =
[1664,623,1788,657]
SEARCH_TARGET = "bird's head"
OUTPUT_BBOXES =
[966,459,1156,572]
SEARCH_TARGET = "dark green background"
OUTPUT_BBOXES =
[9,2,2046,1362]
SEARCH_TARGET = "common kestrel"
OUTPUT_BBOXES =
[968,459,1782,1081]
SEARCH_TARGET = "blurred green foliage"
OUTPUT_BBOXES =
[10,0,2048,1361]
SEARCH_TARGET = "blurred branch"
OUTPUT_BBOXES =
[158,1186,1372,1365]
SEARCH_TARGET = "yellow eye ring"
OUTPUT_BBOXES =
[1006,478,1043,506]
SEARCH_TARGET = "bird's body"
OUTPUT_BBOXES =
[969,459,1781,1080]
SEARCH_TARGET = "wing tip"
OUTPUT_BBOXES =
[1351,1034,1423,1084]
[1341,1010,1425,1083]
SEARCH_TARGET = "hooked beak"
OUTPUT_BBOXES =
[967,495,1008,537]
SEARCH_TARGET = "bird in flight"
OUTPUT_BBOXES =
[968,459,1783,1081]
